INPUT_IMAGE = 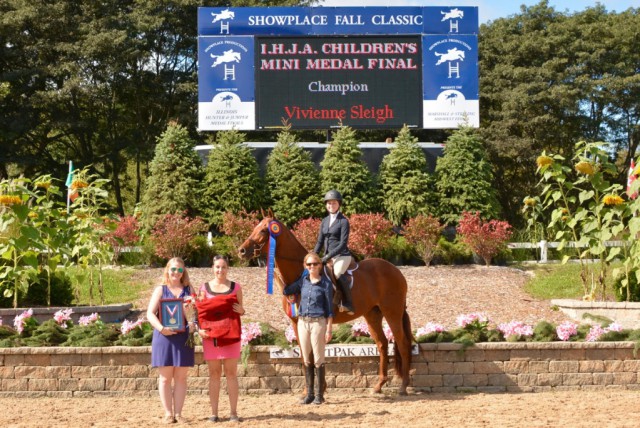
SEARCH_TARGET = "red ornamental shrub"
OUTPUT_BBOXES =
[456,211,513,266]
[151,212,208,260]
[348,213,394,259]
[292,217,322,251]
[403,214,443,266]
[103,215,141,262]
[220,210,260,250]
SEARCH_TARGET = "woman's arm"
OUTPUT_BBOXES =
[232,283,245,315]
[146,286,175,336]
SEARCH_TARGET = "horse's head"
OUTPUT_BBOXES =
[237,216,272,260]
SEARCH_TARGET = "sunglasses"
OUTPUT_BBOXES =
[170,267,184,273]
[306,262,321,267]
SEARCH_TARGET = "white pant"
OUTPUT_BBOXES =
[298,317,328,366]
[332,255,352,277]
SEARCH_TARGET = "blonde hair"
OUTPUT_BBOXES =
[161,257,192,286]
[304,252,321,265]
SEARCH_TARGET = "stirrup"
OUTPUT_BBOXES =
[339,304,354,315]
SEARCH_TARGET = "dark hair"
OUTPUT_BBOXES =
[213,254,230,265]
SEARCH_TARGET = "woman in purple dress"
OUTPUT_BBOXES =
[147,257,196,424]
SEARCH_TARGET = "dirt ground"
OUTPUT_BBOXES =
[2,389,640,427]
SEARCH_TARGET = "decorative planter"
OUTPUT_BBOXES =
[0,304,133,324]
[551,299,640,329]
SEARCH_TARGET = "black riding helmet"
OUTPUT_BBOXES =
[323,189,342,203]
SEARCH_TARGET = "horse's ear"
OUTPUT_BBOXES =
[268,208,274,218]
[260,208,265,218]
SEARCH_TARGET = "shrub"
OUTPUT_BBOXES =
[613,269,640,302]
[150,212,208,260]
[103,215,141,263]
[0,271,73,308]
[292,217,321,252]
[220,210,260,266]
[403,214,443,266]
[433,237,472,265]
[187,235,216,267]
[348,213,394,259]
[456,211,513,266]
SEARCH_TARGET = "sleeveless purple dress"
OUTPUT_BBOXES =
[151,285,195,367]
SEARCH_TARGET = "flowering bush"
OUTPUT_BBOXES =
[416,322,446,337]
[497,320,534,341]
[53,308,73,328]
[78,313,100,326]
[348,213,394,259]
[292,217,322,251]
[285,324,297,344]
[585,322,622,342]
[556,321,579,341]
[351,320,394,342]
[220,210,260,265]
[14,309,37,335]
[120,317,146,336]
[457,211,513,266]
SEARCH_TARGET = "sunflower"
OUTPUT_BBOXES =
[575,161,595,176]
[536,155,553,168]
[603,194,624,206]
[0,195,22,206]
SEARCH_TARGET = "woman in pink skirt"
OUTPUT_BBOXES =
[197,255,245,423]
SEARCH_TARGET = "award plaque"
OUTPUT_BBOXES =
[159,298,186,332]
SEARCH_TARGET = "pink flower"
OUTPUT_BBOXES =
[497,320,534,337]
[241,322,262,346]
[13,309,33,334]
[586,322,624,342]
[456,312,489,328]
[416,322,446,337]
[351,321,370,337]
[78,313,100,326]
[53,308,73,327]
[121,317,146,335]
[382,322,394,342]
[556,321,578,341]
[285,325,297,344]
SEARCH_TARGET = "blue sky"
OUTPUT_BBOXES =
[318,1,640,23]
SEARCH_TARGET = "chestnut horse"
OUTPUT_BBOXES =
[238,215,413,395]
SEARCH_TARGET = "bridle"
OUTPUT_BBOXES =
[244,226,269,258]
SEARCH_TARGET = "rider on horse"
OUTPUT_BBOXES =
[314,190,355,315]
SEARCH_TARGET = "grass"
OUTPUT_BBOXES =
[519,261,618,301]
[67,266,148,306]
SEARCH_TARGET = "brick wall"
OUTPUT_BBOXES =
[1,342,639,397]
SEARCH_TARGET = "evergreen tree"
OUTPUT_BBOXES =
[379,125,435,225]
[201,130,265,226]
[140,122,203,230]
[265,130,322,226]
[435,126,501,225]
[319,126,376,215]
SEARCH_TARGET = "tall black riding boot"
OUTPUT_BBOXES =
[336,275,355,315]
[300,364,315,405]
[312,364,325,405]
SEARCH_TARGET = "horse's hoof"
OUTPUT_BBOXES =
[398,390,408,396]
[373,387,382,394]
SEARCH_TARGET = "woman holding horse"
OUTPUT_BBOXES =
[147,257,196,424]
[197,255,245,423]
[313,189,354,315]
[283,252,334,405]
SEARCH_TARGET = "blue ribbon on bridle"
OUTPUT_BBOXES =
[266,220,282,295]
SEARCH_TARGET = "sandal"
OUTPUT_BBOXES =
[229,415,241,422]
[208,416,219,423]
[163,415,176,424]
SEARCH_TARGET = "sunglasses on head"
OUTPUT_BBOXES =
[170,267,184,273]
[306,262,321,267]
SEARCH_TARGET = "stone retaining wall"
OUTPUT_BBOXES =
[1,342,639,397]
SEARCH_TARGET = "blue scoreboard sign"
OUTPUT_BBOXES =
[197,6,478,130]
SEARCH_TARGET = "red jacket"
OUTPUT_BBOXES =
[196,294,241,346]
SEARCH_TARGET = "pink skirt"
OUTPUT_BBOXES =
[202,338,241,360]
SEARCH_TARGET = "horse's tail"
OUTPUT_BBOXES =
[393,308,413,377]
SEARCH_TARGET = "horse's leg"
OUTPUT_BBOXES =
[380,308,413,396]
[363,307,389,393]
